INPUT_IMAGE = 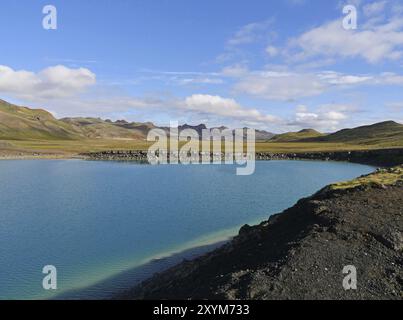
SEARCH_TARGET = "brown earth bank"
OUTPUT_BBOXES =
[118,170,403,300]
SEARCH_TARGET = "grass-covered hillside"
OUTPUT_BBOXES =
[0,99,158,141]
[269,129,325,142]
[302,121,403,146]
[0,99,79,140]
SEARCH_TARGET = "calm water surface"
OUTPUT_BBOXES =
[0,160,374,299]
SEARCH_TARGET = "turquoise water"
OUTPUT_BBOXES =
[0,160,374,300]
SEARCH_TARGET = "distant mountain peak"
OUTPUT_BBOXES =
[373,120,401,126]
[211,126,229,131]
[115,119,129,124]
[270,128,325,142]
[298,128,320,134]
[179,123,207,129]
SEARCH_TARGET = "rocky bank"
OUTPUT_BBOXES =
[82,148,403,167]
[119,167,403,300]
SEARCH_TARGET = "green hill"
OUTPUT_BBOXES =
[0,99,80,140]
[0,99,158,141]
[270,129,325,142]
[303,121,403,146]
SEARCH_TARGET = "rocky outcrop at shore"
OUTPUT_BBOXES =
[82,148,403,167]
[256,148,403,167]
[82,150,150,162]
[119,168,403,300]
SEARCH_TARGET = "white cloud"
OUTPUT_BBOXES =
[0,65,95,101]
[183,94,279,124]
[230,67,403,101]
[234,70,326,100]
[317,71,373,85]
[288,15,403,64]
[289,104,351,130]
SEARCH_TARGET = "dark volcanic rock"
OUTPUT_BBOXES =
[118,184,403,300]
[82,148,403,167]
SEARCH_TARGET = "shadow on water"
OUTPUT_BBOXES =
[53,240,229,300]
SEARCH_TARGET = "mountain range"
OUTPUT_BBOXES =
[0,99,276,141]
[1,99,403,146]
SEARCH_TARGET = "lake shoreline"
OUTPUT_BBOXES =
[81,147,403,167]
[54,239,232,300]
[2,147,401,167]
[120,167,403,300]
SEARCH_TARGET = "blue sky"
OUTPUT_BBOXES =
[1,0,403,132]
